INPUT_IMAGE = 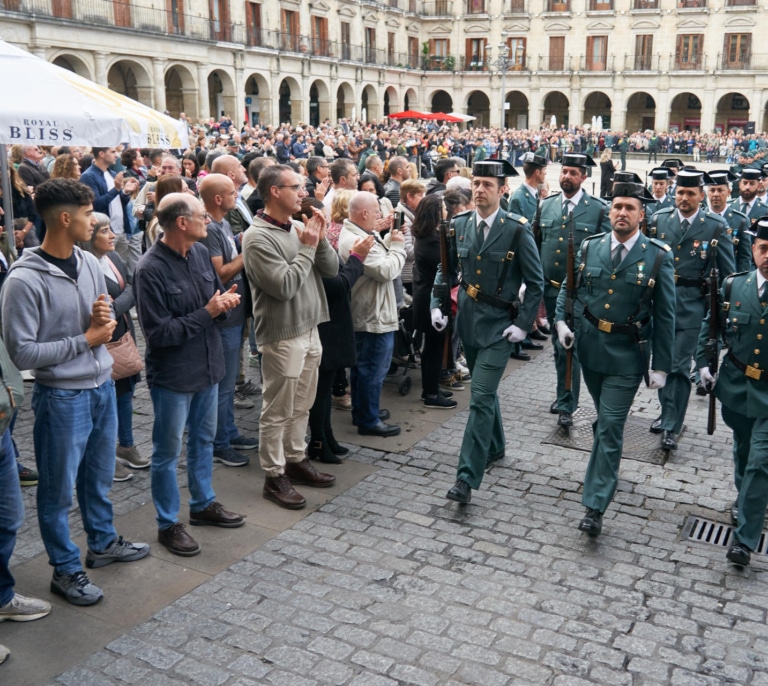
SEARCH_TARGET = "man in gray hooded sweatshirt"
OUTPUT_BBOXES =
[0,179,149,607]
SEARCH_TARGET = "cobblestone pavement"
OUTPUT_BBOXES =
[13,335,765,686]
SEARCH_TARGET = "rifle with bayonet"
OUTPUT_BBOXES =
[532,192,543,251]
[705,240,720,435]
[436,218,454,369]
[564,210,575,391]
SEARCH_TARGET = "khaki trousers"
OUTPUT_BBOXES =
[258,328,322,476]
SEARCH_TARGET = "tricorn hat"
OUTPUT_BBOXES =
[613,171,643,184]
[561,153,596,168]
[611,182,654,203]
[740,168,765,182]
[661,158,684,171]
[519,152,548,167]
[675,169,715,187]
[649,167,673,181]
[472,159,519,178]
[749,217,768,240]
[707,169,739,186]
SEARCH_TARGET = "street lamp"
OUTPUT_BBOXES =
[493,37,510,129]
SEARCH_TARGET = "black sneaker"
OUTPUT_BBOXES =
[423,394,458,409]
[50,570,103,606]
[213,447,250,467]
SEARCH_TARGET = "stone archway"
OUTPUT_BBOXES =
[207,69,235,119]
[107,59,152,105]
[309,79,330,127]
[626,92,656,132]
[336,82,354,120]
[244,74,269,127]
[383,86,398,117]
[430,90,453,113]
[52,53,93,80]
[583,91,612,130]
[505,90,528,129]
[164,64,196,119]
[404,88,418,112]
[361,84,379,122]
[669,92,701,132]
[277,77,301,124]
[716,92,750,133]
[466,90,491,129]
[542,91,569,128]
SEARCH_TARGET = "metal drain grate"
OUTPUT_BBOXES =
[682,515,768,556]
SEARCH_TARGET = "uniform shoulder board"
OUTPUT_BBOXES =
[583,232,606,243]
[729,271,750,279]
[452,209,472,219]
[655,206,675,216]
[732,208,748,219]
[505,211,527,224]
[649,238,671,252]
[542,191,563,204]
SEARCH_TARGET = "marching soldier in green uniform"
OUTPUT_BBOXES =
[662,158,684,198]
[431,160,544,504]
[554,182,676,536]
[728,168,768,222]
[696,219,768,566]
[707,169,753,272]
[508,152,547,220]
[646,167,675,220]
[538,153,611,428]
[648,169,736,450]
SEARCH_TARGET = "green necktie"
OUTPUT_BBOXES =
[476,221,487,251]
[760,282,767,303]
[612,244,624,269]
[680,218,690,235]
[742,202,749,215]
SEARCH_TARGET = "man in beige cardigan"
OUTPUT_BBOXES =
[243,165,339,509]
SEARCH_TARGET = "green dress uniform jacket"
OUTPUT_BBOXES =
[538,190,611,414]
[555,232,676,513]
[713,207,753,273]
[646,194,675,222]
[432,209,544,490]
[696,271,768,551]
[508,184,538,222]
[648,206,736,434]
[728,197,768,223]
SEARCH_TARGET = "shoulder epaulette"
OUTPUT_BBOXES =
[649,237,671,252]
[655,206,675,216]
[728,270,751,279]
[542,191,563,203]
[583,232,606,242]
[505,211,527,224]
[452,209,472,219]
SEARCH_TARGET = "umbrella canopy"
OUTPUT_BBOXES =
[387,110,430,120]
[421,112,464,123]
[447,112,477,122]
[0,40,188,148]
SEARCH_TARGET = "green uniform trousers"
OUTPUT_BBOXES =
[721,406,768,551]
[457,338,512,490]
[658,327,698,435]
[544,293,580,414]
[581,367,643,513]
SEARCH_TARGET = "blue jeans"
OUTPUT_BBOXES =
[149,384,217,529]
[116,391,134,447]
[32,381,118,575]
[351,331,394,429]
[215,324,243,451]
[0,427,22,605]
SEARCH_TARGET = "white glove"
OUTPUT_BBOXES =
[502,324,527,343]
[649,370,667,390]
[555,321,575,350]
[699,366,717,391]
[431,308,448,332]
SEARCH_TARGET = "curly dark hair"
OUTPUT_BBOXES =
[410,193,444,239]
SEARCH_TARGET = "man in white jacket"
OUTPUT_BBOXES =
[338,192,406,437]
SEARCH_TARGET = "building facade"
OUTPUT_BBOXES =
[1,0,767,132]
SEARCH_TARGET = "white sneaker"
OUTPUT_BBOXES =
[0,594,51,622]
[0,644,9,664]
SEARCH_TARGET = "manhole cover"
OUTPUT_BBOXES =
[682,515,768,556]
[542,407,683,465]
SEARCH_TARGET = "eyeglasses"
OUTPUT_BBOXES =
[188,212,211,222]
[276,184,306,192]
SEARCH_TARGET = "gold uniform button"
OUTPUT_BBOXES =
[677,245,681,249]
[559,237,564,242]
[674,257,680,262]
[556,249,561,254]
[758,334,764,340]
[608,289,614,295]
[755,349,761,355]
[604,304,610,310]
[610,274,616,280]
[762,319,766,325]
[554,262,559,266]
[476,270,482,275]
[476,256,481,260]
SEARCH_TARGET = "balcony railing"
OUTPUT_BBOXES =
[677,0,706,7]
[461,56,487,71]
[422,54,456,70]
[538,54,572,71]
[588,0,613,9]
[717,53,768,70]
[418,0,453,15]
[672,54,706,70]
[726,0,754,5]
[632,0,658,7]
[544,0,570,11]
[624,53,660,71]
[580,55,614,71]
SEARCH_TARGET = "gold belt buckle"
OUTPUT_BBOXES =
[466,284,479,300]
[746,364,762,380]
[598,319,613,333]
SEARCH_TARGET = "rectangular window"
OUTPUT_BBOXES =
[52,0,73,19]
[586,35,607,70]
[724,33,750,68]
[408,36,420,68]
[282,9,300,52]
[210,0,230,41]
[245,1,260,46]
[466,0,485,13]
[388,32,396,64]
[508,37,526,69]
[509,0,526,11]
[428,38,450,69]
[311,16,329,56]
[365,27,377,63]
[634,34,653,69]
[546,0,570,10]
[549,36,565,70]
[114,0,131,27]
[465,38,486,70]
[341,22,351,60]
[676,34,703,69]
[589,0,612,8]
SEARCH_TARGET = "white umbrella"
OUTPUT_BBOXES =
[447,112,476,122]
[0,39,189,227]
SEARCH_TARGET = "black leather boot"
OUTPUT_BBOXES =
[308,440,342,464]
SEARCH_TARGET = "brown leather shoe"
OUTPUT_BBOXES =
[264,474,307,509]
[158,523,201,557]
[285,458,336,488]
[190,501,245,528]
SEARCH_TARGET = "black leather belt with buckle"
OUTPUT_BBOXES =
[727,351,766,381]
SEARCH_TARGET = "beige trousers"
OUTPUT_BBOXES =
[258,327,322,476]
